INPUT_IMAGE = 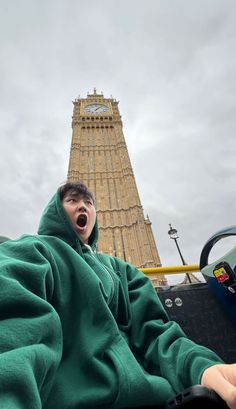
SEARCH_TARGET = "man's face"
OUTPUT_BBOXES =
[62,191,96,244]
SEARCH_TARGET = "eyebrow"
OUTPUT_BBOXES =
[64,192,94,202]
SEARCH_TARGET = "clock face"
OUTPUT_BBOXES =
[84,104,109,114]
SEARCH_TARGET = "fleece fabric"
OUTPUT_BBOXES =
[0,190,223,408]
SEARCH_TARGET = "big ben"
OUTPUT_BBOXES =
[67,89,161,269]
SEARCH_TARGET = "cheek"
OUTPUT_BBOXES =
[63,205,74,221]
[91,210,97,225]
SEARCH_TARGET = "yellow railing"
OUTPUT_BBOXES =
[140,264,200,275]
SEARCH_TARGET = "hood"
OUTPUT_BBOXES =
[0,236,11,244]
[37,189,99,253]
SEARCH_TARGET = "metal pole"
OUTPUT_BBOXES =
[174,238,191,283]
[173,238,187,265]
[168,224,191,283]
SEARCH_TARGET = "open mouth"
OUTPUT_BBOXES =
[76,214,87,228]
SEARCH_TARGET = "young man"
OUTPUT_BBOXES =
[0,181,235,409]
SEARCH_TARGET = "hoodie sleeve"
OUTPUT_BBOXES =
[0,236,62,408]
[126,263,223,392]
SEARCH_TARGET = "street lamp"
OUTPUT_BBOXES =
[168,223,191,283]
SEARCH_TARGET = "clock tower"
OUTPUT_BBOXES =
[67,89,162,270]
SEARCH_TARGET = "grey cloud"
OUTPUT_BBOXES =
[1,0,236,276]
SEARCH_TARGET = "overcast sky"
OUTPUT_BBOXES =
[1,0,236,279]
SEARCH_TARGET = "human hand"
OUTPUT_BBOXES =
[201,364,236,409]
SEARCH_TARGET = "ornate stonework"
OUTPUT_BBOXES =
[67,89,161,270]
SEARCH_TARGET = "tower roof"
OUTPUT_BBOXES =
[87,88,103,98]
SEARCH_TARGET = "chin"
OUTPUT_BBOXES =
[78,233,88,243]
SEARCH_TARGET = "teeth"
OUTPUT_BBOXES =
[77,214,87,227]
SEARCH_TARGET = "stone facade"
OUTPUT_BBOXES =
[67,89,162,270]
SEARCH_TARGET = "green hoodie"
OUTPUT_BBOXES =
[0,190,222,408]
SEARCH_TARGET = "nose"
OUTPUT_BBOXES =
[77,200,87,212]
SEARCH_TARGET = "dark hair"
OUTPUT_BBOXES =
[58,181,95,203]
